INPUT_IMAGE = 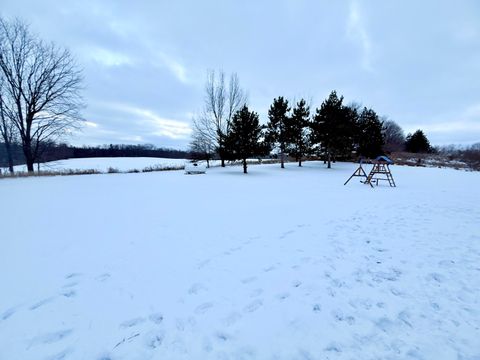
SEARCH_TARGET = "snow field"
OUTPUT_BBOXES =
[7,157,189,173]
[0,161,479,359]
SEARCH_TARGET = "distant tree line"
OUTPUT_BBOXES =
[0,142,189,169]
[190,72,436,173]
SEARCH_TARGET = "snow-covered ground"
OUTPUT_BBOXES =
[8,157,188,173]
[0,161,479,359]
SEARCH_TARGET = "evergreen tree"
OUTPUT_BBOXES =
[405,130,431,153]
[287,99,310,167]
[357,107,384,158]
[266,97,290,168]
[311,91,356,168]
[224,105,266,173]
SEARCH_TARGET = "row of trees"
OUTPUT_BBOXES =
[0,17,83,173]
[190,71,434,173]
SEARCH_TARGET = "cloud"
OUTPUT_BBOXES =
[346,0,373,72]
[112,104,192,140]
[154,52,188,84]
[407,103,480,145]
[83,46,134,67]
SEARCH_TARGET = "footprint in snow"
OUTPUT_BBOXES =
[276,292,290,301]
[223,311,242,326]
[241,276,257,284]
[96,273,111,282]
[279,230,295,239]
[250,288,263,297]
[149,313,164,325]
[215,331,230,342]
[398,311,413,328]
[45,347,73,360]
[120,317,146,328]
[145,331,164,349]
[195,302,214,314]
[263,265,276,272]
[30,329,73,346]
[188,283,207,295]
[61,290,77,298]
[243,299,263,313]
[30,297,55,311]
[62,281,79,289]
[292,280,302,288]
[1,307,16,321]
[428,272,446,283]
[65,273,82,279]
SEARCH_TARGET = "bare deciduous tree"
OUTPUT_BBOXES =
[194,70,247,167]
[189,127,215,168]
[382,118,405,153]
[0,17,83,172]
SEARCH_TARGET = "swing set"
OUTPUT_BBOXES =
[344,156,396,188]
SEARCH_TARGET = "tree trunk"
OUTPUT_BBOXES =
[243,158,247,174]
[221,158,225,167]
[327,152,331,169]
[280,152,285,169]
[298,157,302,167]
[206,159,210,168]
[3,141,14,173]
[23,138,35,173]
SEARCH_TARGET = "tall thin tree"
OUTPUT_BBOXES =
[193,70,247,167]
[288,99,310,167]
[0,75,16,173]
[266,96,290,168]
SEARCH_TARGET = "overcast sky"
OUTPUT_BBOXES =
[2,0,480,148]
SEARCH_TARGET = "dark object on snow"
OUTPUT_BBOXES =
[185,161,206,175]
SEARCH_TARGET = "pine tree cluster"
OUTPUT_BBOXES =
[192,90,433,173]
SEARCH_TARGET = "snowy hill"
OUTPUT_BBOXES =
[0,161,479,359]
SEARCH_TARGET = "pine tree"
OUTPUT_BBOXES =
[266,97,290,168]
[311,91,356,168]
[224,105,266,173]
[405,129,431,153]
[357,107,384,158]
[287,99,310,167]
